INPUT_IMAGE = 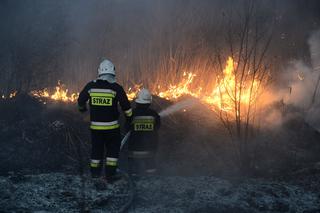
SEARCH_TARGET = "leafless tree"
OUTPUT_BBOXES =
[213,0,273,172]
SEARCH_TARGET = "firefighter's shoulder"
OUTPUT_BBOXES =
[148,107,157,113]
[85,80,106,88]
[82,80,96,91]
[148,108,160,117]
[112,82,124,88]
[110,82,126,93]
[87,80,97,86]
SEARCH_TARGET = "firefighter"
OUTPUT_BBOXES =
[77,59,132,181]
[128,88,161,175]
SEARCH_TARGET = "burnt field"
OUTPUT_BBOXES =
[1,0,320,212]
[1,94,320,212]
[1,93,320,178]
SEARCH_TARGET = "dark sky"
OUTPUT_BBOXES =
[0,0,320,91]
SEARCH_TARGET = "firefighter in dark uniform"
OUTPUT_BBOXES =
[128,88,161,175]
[77,59,132,181]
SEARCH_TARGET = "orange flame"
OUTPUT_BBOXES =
[127,84,142,101]
[18,57,263,116]
[1,91,17,99]
[157,72,202,100]
[123,57,262,116]
[30,81,79,103]
[202,57,260,114]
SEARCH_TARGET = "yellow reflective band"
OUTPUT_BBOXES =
[89,92,115,98]
[90,124,120,130]
[89,89,116,96]
[132,119,154,123]
[90,162,100,168]
[106,161,117,166]
[125,108,133,117]
[134,116,155,120]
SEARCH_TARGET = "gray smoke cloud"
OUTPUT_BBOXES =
[282,60,318,108]
[309,30,320,71]
[285,29,320,105]
[273,29,320,131]
[306,29,320,131]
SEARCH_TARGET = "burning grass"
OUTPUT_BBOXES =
[125,57,265,118]
[30,81,79,103]
[4,57,267,121]
[1,91,17,100]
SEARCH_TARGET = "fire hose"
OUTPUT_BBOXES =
[117,131,135,213]
[120,131,131,150]
[120,98,197,148]
[69,99,197,212]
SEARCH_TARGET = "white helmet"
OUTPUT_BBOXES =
[98,59,115,76]
[135,88,152,104]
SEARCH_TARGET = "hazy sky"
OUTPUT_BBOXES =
[0,0,320,91]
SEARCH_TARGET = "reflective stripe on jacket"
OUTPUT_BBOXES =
[78,79,132,129]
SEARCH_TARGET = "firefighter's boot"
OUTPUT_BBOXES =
[90,159,102,178]
[105,157,121,183]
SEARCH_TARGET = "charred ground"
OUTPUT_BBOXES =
[1,94,320,178]
[1,94,320,212]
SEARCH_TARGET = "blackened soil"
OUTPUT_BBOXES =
[0,94,90,175]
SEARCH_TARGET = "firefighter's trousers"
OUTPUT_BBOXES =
[90,129,121,178]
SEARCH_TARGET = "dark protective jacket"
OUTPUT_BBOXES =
[77,79,132,130]
[128,104,161,152]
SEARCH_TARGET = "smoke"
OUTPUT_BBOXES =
[306,29,320,131]
[309,30,320,71]
[284,29,320,107]
[1,0,320,93]
[268,29,320,131]
[281,60,318,108]
[159,98,198,118]
[260,106,284,129]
